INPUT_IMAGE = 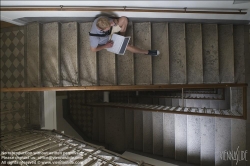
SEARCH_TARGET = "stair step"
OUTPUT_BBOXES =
[193,99,210,108]
[152,23,169,84]
[92,107,99,141]
[159,98,165,105]
[187,115,200,165]
[230,87,243,115]
[186,24,203,84]
[209,100,220,109]
[219,24,234,83]
[202,24,219,83]
[41,22,60,86]
[61,22,78,86]
[169,23,186,84]
[231,119,246,166]
[200,117,215,166]
[163,113,175,158]
[234,25,246,83]
[175,114,187,161]
[105,108,125,153]
[26,22,41,87]
[134,22,152,85]
[219,88,230,109]
[215,118,231,166]
[165,98,172,106]
[172,99,179,107]
[185,99,194,107]
[152,112,163,155]
[98,50,116,85]
[125,109,134,149]
[143,111,153,153]
[134,110,143,151]
[117,22,134,85]
[98,108,105,143]
[79,22,97,86]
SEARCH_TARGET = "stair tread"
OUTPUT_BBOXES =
[105,108,125,153]
[152,112,163,155]
[117,22,134,85]
[186,24,203,84]
[27,22,40,87]
[79,22,97,86]
[134,110,143,151]
[41,22,60,87]
[231,119,246,166]
[187,115,200,165]
[143,111,153,153]
[163,113,175,158]
[215,118,231,166]
[230,87,243,115]
[200,117,215,166]
[125,109,134,149]
[219,24,234,83]
[175,114,187,161]
[234,25,246,83]
[202,24,219,83]
[169,23,186,84]
[61,22,78,86]
[134,22,152,85]
[98,50,116,85]
[152,23,169,84]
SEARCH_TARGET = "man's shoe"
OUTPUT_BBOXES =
[147,50,160,56]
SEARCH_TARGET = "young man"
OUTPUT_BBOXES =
[89,16,160,56]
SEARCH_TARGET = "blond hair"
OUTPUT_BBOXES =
[96,17,110,30]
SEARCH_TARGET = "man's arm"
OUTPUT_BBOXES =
[90,40,113,52]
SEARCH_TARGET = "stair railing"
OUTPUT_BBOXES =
[85,102,245,119]
[1,129,151,166]
[0,6,247,15]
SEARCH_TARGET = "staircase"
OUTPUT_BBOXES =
[25,21,248,166]
[26,22,248,86]
[92,96,247,166]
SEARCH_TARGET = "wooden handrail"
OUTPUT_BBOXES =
[0,6,247,15]
[0,83,248,92]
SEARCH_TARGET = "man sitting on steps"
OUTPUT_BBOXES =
[89,16,160,56]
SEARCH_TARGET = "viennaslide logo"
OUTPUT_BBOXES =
[220,146,248,165]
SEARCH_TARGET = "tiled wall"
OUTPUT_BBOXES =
[1,26,28,133]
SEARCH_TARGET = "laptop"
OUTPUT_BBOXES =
[106,34,130,55]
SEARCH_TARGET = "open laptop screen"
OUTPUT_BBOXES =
[119,38,130,54]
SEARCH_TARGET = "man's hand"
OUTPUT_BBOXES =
[111,19,118,26]
[105,40,113,48]
[90,40,114,52]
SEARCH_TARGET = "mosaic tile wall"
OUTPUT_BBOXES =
[1,26,28,133]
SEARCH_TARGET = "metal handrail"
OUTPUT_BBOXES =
[1,129,147,166]
[0,6,247,15]
[85,102,245,119]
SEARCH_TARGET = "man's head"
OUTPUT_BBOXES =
[96,17,111,31]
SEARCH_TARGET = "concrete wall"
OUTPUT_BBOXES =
[1,1,250,25]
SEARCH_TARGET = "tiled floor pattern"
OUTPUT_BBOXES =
[68,91,103,138]
[1,26,27,133]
